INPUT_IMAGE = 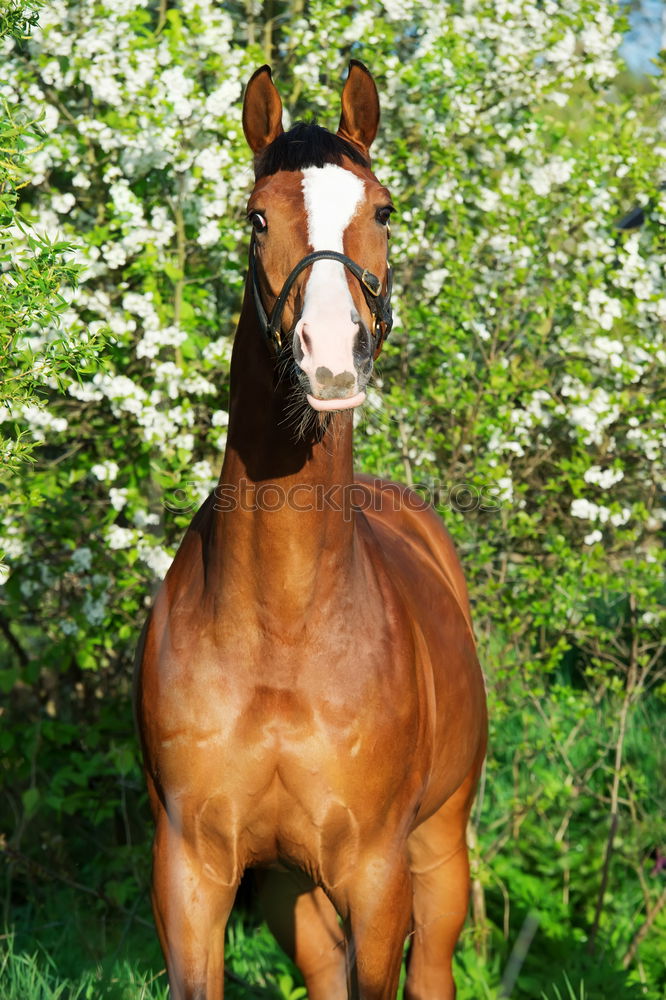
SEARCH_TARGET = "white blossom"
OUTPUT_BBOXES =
[106,525,137,550]
[70,547,93,572]
[82,591,108,625]
[571,498,599,521]
[136,325,188,360]
[109,488,129,511]
[422,268,449,297]
[586,289,622,331]
[495,476,514,503]
[583,466,624,489]
[91,461,119,482]
[528,157,574,196]
[197,219,221,248]
[138,542,173,578]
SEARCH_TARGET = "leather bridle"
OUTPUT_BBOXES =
[250,238,393,352]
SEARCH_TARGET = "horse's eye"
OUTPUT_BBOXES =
[375,206,393,227]
[249,212,267,233]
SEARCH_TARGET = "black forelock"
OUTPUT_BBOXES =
[254,121,369,178]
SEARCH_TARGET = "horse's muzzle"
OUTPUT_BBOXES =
[293,313,373,410]
[307,390,367,411]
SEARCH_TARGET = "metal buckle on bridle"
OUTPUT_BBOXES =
[360,269,381,297]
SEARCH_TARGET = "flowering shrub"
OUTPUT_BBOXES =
[1,1,664,995]
[0,1,97,478]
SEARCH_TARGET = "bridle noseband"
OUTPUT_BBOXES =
[250,240,393,352]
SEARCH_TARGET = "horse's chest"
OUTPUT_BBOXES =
[155,632,424,806]
[176,675,423,878]
[145,582,429,863]
[160,643,419,767]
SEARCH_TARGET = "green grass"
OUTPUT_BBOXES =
[541,974,587,1000]
[0,930,168,1000]
[1,910,307,1000]
[2,891,658,1000]
[0,919,508,1000]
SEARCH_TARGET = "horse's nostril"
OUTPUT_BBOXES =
[353,323,373,365]
[301,328,312,353]
[331,370,355,391]
[293,330,304,363]
[312,368,356,399]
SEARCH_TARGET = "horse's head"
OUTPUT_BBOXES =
[242,62,393,412]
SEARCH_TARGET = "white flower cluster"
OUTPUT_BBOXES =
[20,405,68,442]
[1,0,662,671]
[584,289,623,332]
[570,498,631,527]
[583,466,624,489]
[106,522,173,579]
[528,158,575,197]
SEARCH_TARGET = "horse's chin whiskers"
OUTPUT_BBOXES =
[273,343,295,389]
[281,386,356,447]
[280,384,320,443]
[270,347,322,443]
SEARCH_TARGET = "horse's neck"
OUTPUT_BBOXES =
[212,293,357,624]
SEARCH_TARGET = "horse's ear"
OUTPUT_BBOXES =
[337,60,380,155]
[243,65,284,155]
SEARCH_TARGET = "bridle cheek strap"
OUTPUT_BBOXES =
[250,242,393,351]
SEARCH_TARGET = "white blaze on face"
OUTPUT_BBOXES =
[296,164,366,396]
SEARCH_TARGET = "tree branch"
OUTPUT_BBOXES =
[0,609,29,666]
[587,595,639,953]
[623,884,666,968]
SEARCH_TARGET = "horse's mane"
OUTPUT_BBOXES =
[255,121,369,178]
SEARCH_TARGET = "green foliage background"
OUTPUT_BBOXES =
[1,1,664,997]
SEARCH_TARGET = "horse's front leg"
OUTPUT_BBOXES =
[333,847,413,1000]
[405,765,482,1000]
[152,812,238,1000]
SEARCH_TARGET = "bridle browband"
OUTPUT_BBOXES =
[250,239,393,352]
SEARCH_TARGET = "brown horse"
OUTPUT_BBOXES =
[136,62,487,1000]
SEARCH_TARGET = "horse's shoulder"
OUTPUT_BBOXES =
[353,473,452,547]
[171,492,215,568]
[353,473,474,634]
